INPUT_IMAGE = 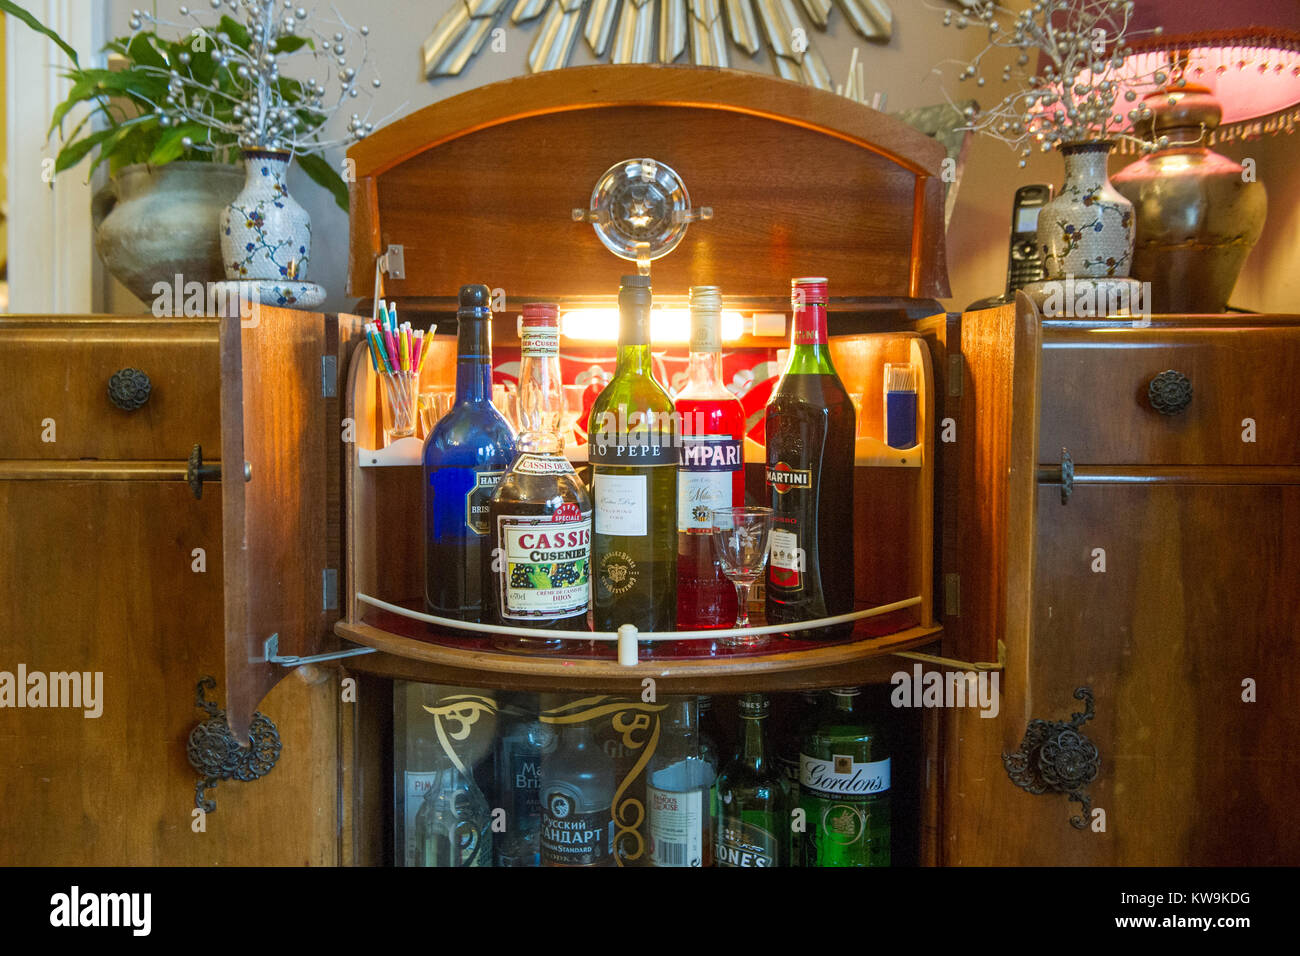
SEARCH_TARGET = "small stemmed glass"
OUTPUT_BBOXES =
[711,507,774,649]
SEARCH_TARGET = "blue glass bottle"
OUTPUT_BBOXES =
[423,284,516,620]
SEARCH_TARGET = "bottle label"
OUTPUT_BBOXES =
[791,304,829,346]
[496,514,592,620]
[465,469,506,536]
[403,771,439,867]
[648,787,706,867]
[715,818,778,868]
[588,439,675,465]
[766,461,812,493]
[677,435,742,531]
[513,453,575,476]
[504,744,542,823]
[521,325,559,357]
[540,786,614,866]
[588,410,677,464]
[800,755,891,797]
[769,529,803,590]
[690,317,722,353]
[593,473,647,536]
[597,550,639,597]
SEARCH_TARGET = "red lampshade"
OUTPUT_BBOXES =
[1118,0,1300,134]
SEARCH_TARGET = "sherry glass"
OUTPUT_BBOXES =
[710,506,774,648]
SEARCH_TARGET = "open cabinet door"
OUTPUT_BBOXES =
[219,305,362,739]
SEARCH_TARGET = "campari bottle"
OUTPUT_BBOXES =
[588,275,677,634]
[675,286,745,629]
[715,693,788,867]
[423,284,516,620]
[485,303,592,638]
[764,277,856,638]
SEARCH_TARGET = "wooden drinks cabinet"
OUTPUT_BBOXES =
[3,65,1296,867]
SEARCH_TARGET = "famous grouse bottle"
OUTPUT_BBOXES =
[485,303,592,636]
[764,277,855,638]
[423,284,516,619]
[675,286,744,629]
[588,275,678,634]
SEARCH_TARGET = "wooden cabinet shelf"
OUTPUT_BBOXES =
[335,607,941,693]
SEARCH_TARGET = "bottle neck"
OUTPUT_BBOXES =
[740,712,767,767]
[515,349,563,453]
[617,302,654,378]
[830,690,858,715]
[455,316,493,403]
[684,350,726,392]
[786,301,836,375]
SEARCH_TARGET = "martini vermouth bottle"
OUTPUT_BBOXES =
[764,277,856,638]
[485,303,592,638]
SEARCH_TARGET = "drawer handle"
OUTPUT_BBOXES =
[1148,369,1192,415]
[107,367,152,411]
[186,444,251,499]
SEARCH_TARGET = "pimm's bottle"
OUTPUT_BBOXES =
[764,277,855,638]
[423,284,516,619]
[675,286,745,629]
[588,275,677,634]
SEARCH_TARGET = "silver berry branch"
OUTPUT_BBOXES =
[933,0,1176,165]
[128,0,383,157]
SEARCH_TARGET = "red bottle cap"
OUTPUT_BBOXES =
[792,277,829,306]
[521,302,559,326]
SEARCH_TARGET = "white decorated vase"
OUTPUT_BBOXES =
[220,149,311,282]
[1038,141,1135,280]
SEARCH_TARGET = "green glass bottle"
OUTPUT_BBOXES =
[798,686,891,867]
[587,275,678,634]
[715,693,788,867]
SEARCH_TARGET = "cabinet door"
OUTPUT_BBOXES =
[0,480,339,865]
[1023,481,1299,864]
[218,306,363,739]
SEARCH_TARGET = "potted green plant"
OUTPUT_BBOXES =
[7,0,376,303]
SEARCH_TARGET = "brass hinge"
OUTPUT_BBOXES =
[893,640,1006,672]
[944,572,960,617]
[948,353,963,397]
[321,355,337,398]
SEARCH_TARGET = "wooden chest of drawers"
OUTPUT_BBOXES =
[942,300,1300,865]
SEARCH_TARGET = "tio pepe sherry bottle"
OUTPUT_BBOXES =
[423,284,516,619]
[588,275,678,634]
[764,277,856,638]
[675,286,745,629]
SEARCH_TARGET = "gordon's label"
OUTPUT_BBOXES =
[677,435,741,531]
[541,785,613,866]
[799,754,891,798]
[648,787,706,867]
[496,514,591,620]
[715,818,778,867]
[465,469,505,535]
[766,461,812,493]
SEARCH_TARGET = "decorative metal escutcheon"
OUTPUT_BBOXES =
[1148,369,1192,415]
[1003,687,1100,830]
[108,368,152,410]
[1059,446,1074,505]
[186,677,281,812]
[573,157,711,270]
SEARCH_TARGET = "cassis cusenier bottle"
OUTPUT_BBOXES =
[764,277,856,638]
[423,284,516,620]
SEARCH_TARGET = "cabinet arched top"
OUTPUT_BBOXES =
[348,64,950,304]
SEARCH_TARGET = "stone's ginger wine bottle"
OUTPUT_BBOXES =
[539,703,617,867]
[423,284,516,620]
[798,686,891,867]
[647,696,717,867]
[675,285,745,629]
[715,693,788,867]
[764,277,856,639]
[588,275,678,635]
[485,303,592,637]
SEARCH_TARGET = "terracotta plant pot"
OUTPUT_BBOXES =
[93,161,244,302]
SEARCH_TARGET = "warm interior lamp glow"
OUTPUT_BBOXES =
[561,308,749,343]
